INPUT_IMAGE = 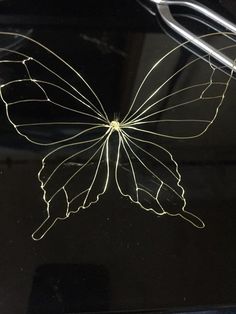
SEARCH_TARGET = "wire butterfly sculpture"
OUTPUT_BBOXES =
[0,31,235,240]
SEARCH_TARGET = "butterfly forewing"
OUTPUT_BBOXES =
[122,33,236,140]
[0,32,109,146]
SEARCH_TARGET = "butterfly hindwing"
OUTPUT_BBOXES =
[115,129,205,228]
[32,130,110,240]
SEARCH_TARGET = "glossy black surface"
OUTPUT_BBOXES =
[0,1,236,314]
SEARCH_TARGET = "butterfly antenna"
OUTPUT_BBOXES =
[114,112,120,121]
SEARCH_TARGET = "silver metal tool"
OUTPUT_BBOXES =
[149,0,236,71]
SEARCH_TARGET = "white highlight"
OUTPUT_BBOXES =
[110,120,121,131]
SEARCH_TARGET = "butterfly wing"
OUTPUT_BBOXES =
[115,130,204,227]
[117,32,236,226]
[0,32,111,239]
[33,131,111,240]
[0,32,109,145]
[122,33,235,138]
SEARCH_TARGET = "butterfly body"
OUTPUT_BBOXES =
[110,120,121,132]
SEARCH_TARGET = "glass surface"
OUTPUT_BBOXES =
[0,1,236,314]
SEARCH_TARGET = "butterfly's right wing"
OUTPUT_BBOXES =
[0,32,111,240]
[117,32,236,226]
[115,129,205,227]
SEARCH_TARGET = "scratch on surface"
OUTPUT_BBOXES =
[80,34,127,57]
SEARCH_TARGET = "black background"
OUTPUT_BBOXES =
[0,1,236,314]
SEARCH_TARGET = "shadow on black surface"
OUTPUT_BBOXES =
[26,264,111,314]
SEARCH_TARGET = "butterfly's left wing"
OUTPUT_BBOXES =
[0,32,111,239]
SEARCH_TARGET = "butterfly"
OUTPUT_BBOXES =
[0,31,235,240]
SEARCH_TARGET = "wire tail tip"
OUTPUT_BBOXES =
[31,216,58,241]
[180,211,205,229]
